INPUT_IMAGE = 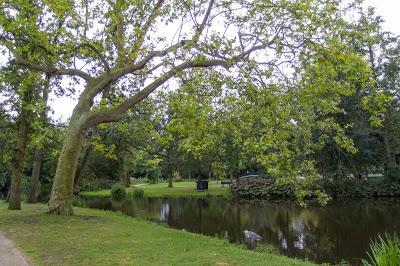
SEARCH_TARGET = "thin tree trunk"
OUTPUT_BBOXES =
[26,148,44,203]
[383,106,395,180]
[384,131,394,179]
[73,143,94,194]
[122,168,130,187]
[122,153,131,188]
[27,77,49,203]
[8,97,31,210]
[168,175,173,188]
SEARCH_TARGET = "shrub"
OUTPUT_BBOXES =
[149,177,159,184]
[230,178,295,200]
[77,177,114,192]
[322,179,400,199]
[231,177,400,200]
[133,187,144,198]
[363,233,400,266]
[111,183,126,201]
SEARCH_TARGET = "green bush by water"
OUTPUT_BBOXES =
[111,183,126,201]
[230,178,400,200]
[363,233,400,266]
[322,179,400,199]
[133,187,144,198]
[230,178,295,200]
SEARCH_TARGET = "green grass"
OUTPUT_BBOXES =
[0,201,314,266]
[82,180,231,198]
[363,233,400,266]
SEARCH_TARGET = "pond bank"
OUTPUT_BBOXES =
[0,201,312,265]
[81,181,232,198]
[78,196,400,265]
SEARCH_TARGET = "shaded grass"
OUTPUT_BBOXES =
[0,201,313,266]
[82,180,231,198]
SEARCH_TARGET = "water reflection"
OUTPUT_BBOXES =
[80,196,400,265]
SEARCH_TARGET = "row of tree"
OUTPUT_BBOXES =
[0,0,399,214]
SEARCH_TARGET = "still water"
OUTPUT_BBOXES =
[79,196,400,265]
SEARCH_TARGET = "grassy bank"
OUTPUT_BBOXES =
[0,202,313,266]
[82,180,231,198]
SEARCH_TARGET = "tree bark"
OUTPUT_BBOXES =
[8,97,31,210]
[383,106,395,180]
[121,153,131,188]
[27,78,49,203]
[48,124,87,215]
[168,175,173,188]
[383,132,394,179]
[26,148,44,203]
[122,168,130,188]
[73,143,94,194]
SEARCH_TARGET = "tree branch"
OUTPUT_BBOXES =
[129,0,166,61]
[86,59,228,127]
[74,43,110,72]
[14,55,92,81]
[193,0,214,40]
[111,40,187,82]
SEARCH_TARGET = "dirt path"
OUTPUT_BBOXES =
[0,232,32,266]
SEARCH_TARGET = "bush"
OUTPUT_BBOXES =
[230,178,295,200]
[363,233,400,266]
[133,187,144,198]
[231,177,400,200]
[322,179,400,199]
[149,177,159,184]
[77,177,114,193]
[111,183,126,201]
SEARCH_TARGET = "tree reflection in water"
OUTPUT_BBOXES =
[80,196,400,265]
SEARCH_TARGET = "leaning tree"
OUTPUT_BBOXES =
[1,0,358,214]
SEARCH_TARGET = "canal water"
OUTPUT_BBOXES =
[79,196,400,265]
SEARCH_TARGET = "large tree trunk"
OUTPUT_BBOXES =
[48,82,95,215]
[49,125,86,214]
[27,79,49,203]
[8,100,30,210]
[48,125,86,215]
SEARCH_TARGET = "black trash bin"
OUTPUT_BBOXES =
[196,180,209,191]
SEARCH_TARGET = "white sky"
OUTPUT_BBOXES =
[363,0,400,34]
[50,0,400,123]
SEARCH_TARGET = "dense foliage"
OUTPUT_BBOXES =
[0,1,399,207]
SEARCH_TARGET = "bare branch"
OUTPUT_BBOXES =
[193,0,215,40]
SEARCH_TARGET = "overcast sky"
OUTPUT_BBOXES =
[364,0,400,34]
[50,0,400,123]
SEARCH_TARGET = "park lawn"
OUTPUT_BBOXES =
[82,180,232,198]
[0,202,314,266]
